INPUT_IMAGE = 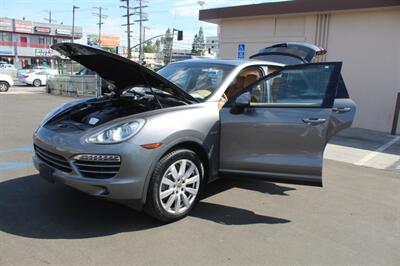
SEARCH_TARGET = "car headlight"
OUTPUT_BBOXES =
[86,120,145,144]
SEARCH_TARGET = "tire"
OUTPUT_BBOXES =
[144,149,204,222]
[33,79,41,87]
[0,81,9,92]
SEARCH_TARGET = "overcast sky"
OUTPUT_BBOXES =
[0,0,282,48]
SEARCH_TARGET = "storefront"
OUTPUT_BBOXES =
[0,17,82,69]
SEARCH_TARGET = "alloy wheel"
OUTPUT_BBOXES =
[0,83,7,92]
[159,159,200,214]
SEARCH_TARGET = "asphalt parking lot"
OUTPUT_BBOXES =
[0,86,399,265]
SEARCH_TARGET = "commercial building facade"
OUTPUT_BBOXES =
[0,17,82,68]
[205,36,219,55]
[200,0,400,133]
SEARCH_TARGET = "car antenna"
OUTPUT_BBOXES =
[137,66,164,109]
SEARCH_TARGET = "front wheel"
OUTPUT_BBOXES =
[33,79,41,87]
[0,81,9,92]
[145,149,204,222]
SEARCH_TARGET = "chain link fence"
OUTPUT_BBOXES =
[46,75,101,97]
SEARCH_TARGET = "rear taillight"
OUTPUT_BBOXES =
[22,74,29,78]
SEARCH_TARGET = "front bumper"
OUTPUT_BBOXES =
[33,128,158,210]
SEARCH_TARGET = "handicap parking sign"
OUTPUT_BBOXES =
[237,44,246,59]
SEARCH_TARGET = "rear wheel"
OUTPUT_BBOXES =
[0,81,9,92]
[33,79,41,87]
[144,149,204,222]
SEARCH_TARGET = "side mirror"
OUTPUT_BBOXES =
[231,91,250,114]
[235,91,251,107]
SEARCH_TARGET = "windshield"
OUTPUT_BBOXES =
[157,62,234,101]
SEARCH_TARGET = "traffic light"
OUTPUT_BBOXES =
[177,30,183,41]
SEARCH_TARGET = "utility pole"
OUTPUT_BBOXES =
[71,5,79,43]
[133,0,149,64]
[43,10,56,24]
[120,0,134,59]
[93,7,108,46]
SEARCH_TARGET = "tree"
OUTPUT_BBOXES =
[197,27,205,52]
[144,40,155,53]
[191,34,199,55]
[154,39,161,53]
[163,28,173,65]
[191,27,206,56]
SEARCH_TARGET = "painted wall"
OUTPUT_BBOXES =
[215,7,400,132]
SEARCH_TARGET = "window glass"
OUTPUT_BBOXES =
[158,62,234,101]
[250,64,336,106]
[0,32,12,42]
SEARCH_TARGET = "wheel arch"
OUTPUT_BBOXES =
[141,139,210,206]
[0,81,10,86]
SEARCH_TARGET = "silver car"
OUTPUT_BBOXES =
[33,43,356,222]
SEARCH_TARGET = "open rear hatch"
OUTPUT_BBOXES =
[250,42,327,65]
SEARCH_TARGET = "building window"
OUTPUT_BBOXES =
[0,32,12,42]
[38,37,45,44]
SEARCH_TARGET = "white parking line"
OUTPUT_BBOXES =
[355,136,400,166]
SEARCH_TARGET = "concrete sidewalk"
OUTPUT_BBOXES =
[326,128,400,172]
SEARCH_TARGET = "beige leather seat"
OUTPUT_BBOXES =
[243,74,258,88]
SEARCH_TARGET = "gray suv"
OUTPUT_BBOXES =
[33,43,356,222]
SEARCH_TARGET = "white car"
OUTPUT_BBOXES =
[0,63,16,70]
[0,73,14,92]
[19,69,59,87]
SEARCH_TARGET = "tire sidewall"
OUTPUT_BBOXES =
[147,149,204,222]
[0,82,9,92]
[33,79,41,87]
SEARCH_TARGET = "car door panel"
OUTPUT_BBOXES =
[219,63,344,187]
[220,107,331,176]
[328,98,356,139]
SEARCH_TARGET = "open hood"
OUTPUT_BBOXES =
[250,42,327,65]
[51,43,197,103]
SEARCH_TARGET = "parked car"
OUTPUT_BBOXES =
[33,43,356,222]
[76,67,114,94]
[0,63,16,70]
[19,69,59,87]
[17,65,50,80]
[0,73,13,92]
[0,63,17,79]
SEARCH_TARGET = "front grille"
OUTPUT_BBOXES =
[34,145,72,172]
[73,156,121,179]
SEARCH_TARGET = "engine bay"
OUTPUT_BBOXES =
[44,89,186,131]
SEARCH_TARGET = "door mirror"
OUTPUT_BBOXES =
[235,91,251,107]
[231,91,250,114]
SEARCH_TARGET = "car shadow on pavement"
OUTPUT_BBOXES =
[0,174,292,239]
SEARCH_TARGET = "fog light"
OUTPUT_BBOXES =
[73,154,121,162]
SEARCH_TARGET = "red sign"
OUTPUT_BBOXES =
[15,20,33,33]
[35,26,51,33]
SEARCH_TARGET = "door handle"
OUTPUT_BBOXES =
[302,118,326,125]
[332,107,351,113]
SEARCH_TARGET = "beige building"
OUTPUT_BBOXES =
[200,0,400,133]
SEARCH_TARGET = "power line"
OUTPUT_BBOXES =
[93,7,108,45]
[43,10,57,24]
[133,0,149,64]
[71,5,79,43]
[120,0,135,59]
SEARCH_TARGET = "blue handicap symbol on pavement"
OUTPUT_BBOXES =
[0,162,33,171]
[0,146,34,171]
